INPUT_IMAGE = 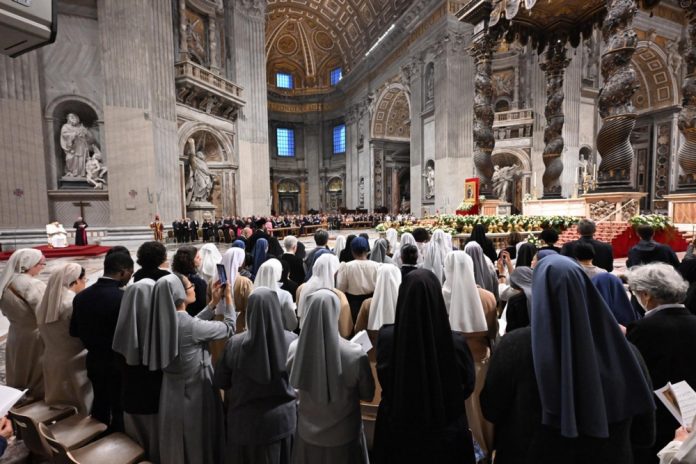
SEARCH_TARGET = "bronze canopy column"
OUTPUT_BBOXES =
[539,40,570,198]
[596,0,639,190]
[678,2,696,188]
[470,33,497,195]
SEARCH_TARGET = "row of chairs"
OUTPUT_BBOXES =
[9,400,148,464]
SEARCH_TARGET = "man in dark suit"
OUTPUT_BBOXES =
[70,252,134,432]
[172,219,181,243]
[626,263,696,464]
[400,244,420,279]
[188,217,199,242]
[222,216,232,243]
[627,224,680,268]
[560,218,614,272]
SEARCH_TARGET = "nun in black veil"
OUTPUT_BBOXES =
[373,268,476,464]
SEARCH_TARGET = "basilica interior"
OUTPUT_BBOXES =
[0,0,694,231]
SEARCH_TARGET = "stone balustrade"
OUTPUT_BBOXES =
[175,60,245,120]
[493,109,534,140]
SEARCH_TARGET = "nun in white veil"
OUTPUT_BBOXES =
[442,250,496,456]
[218,247,253,333]
[423,229,449,283]
[333,235,347,260]
[287,289,375,464]
[354,264,402,335]
[0,248,47,398]
[155,273,235,464]
[385,228,398,258]
[198,243,222,282]
[253,258,298,331]
[393,232,419,267]
[37,263,92,414]
[296,253,353,338]
[464,241,499,301]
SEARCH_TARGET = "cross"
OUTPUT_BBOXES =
[72,201,92,220]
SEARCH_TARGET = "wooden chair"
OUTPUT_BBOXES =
[9,401,76,459]
[361,402,379,450]
[38,414,107,462]
[39,423,144,464]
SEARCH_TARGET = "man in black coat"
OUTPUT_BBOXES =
[172,220,181,243]
[70,252,134,432]
[222,216,232,243]
[627,224,680,268]
[188,218,199,242]
[626,263,696,464]
[560,218,614,271]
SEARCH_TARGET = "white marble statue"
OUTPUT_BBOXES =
[185,137,215,205]
[85,148,108,190]
[60,113,95,178]
[46,222,68,248]
[492,164,520,202]
[423,164,435,199]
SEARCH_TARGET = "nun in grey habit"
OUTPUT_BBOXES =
[214,287,298,464]
[287,289,375,464]
[153,273,235,464]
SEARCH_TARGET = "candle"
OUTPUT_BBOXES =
[593,163,597,180]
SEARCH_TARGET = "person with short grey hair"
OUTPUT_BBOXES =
[303,229,331,281]
[627,263,688,309]
[626,262,696,463]
[280,235,305,285]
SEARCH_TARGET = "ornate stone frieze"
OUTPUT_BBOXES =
[239,0,265,19]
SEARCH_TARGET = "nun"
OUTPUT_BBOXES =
[480,255,656,464]
[214,288,298,464]
[36,263,92,414]
[198,243,222,282]
[515,243,538,268]
[354,264,402,336]
[288,289,375,464]
[591,272,642,327]
[392,232,419,267]
[373,269,476,464]
[254,259,298,331]
[252,238,270,280]
[112,278,161,462]
[0,249,47,398]
[442,251,496,457]
[423,229,449,283]
[333,235,347,260]
[501,266,533,334]
[154,273,235,464]
[370,239,393,265]
[384,228,398,258]
[218,247,253,334]
[297,253,353,338]
[464,241,499,301]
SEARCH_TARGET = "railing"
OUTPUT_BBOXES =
[175,60,243,99]
[493,109,534,125]
[597,199,636,224]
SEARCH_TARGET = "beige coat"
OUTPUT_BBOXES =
[38,290,92,415]
[0,273,46,399]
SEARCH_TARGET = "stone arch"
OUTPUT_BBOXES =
[632,41,680,114]
[371,83,411,141]
[491,147,531,172]
[177,122,236,166]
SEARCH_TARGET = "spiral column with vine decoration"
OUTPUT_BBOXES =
[596,0,639,189]
[539,41,570,198]
[678,1,696,188]
[470,33,497,194]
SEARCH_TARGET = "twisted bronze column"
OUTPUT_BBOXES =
[678,2,696,188]
[470,33,496,194]
[596,0,639,189]
[539,41,570,198]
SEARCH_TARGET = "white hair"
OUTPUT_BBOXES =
[627,263,688,304]
[283,235,298,252]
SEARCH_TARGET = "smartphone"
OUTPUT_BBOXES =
[216,264,228,286]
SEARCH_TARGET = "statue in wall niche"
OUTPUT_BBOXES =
[85,148,108,189]
[423,164,435,199]
[492,164,520,202]
[582,37,598,82]
[61,113,96,178]
[185,137,216,205]
[666,39,683,80]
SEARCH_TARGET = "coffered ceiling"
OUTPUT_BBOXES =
[266,0,412,89]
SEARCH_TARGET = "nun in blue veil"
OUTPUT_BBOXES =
[591,273,642,326]
[481,254,655,464]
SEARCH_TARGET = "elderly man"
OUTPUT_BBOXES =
[626,263,696,464]
[561,218,614,272]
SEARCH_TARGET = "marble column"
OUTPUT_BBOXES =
[178,0,188,61]
[677,2,696,189]
[539,41,570,198]
[98,0,180,224]
[225,0,271,215]
[596,0,639,190]
[469,32,497,195]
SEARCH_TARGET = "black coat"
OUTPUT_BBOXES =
[561,236,614,272]
[626,240,680,268]
[627,306,696,463]
[481,327,655,464]
[281,253,305,285]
